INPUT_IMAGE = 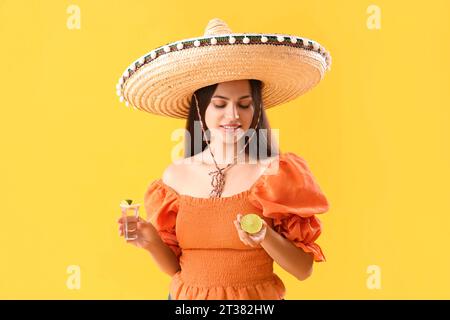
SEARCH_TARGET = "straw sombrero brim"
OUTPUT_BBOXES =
[117,31,331,119]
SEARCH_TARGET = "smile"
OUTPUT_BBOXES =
[220,125,241,133]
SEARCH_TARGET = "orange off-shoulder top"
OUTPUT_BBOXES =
[143,152,330,300]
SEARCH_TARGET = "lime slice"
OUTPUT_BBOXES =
[240,214,263,234]
[120,199,133,206]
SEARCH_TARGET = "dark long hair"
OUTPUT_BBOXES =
[184,79,279,160]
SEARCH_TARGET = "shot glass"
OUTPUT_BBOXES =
[120,201,141,240]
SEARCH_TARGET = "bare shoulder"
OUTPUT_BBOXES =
[258,154,280,168]
[162,156,197,191]
[256,154,281,176]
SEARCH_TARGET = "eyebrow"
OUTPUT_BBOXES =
[211,95,252,100]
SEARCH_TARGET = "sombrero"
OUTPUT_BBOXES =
[116,18,332,119]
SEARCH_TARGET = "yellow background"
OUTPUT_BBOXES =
[1,0,449,299]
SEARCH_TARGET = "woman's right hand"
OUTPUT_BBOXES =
[117,215,161,250]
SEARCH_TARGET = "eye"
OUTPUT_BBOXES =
[213,103,250,109]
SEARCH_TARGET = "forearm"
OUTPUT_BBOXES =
[260,226,314,281]
[144,234,181,277]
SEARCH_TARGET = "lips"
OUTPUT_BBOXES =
[220,124,241,129]
[220,125,241,133]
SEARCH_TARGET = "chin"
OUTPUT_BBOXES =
[209,127,249,143]
[220,127,246,141]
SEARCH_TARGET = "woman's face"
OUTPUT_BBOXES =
[205,80,255,144]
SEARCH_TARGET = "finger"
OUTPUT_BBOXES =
[118,216,137,224]
[248,239,258,248]
[125,219,138,226]
[235,222,255,243]
[126,224,138,233]
[125,231,138,238]
[234,219,257,240]
[238,230,249,241]
[136,216,147,227]
[234,221,249,243]
[233,220,254,246]
[244,238,255,247]
[125,216,139,223]
[126,233,138,239]
[237,229,255,247]
[243,230,261,245]
[248,234,262,244]
[235,223,248,238]
[250,227,265,238]
[242,232,258,244]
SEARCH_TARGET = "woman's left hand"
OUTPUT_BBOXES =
[233,214,268,248]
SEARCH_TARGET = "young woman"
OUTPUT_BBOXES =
[117,18,331,300]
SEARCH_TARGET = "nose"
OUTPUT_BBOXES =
[225,103,240,119]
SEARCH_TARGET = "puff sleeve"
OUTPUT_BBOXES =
[143,179,181,261]
[248,153,330,262]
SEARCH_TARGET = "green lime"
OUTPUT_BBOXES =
[120,199,133,206]
[240,214,263,234]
